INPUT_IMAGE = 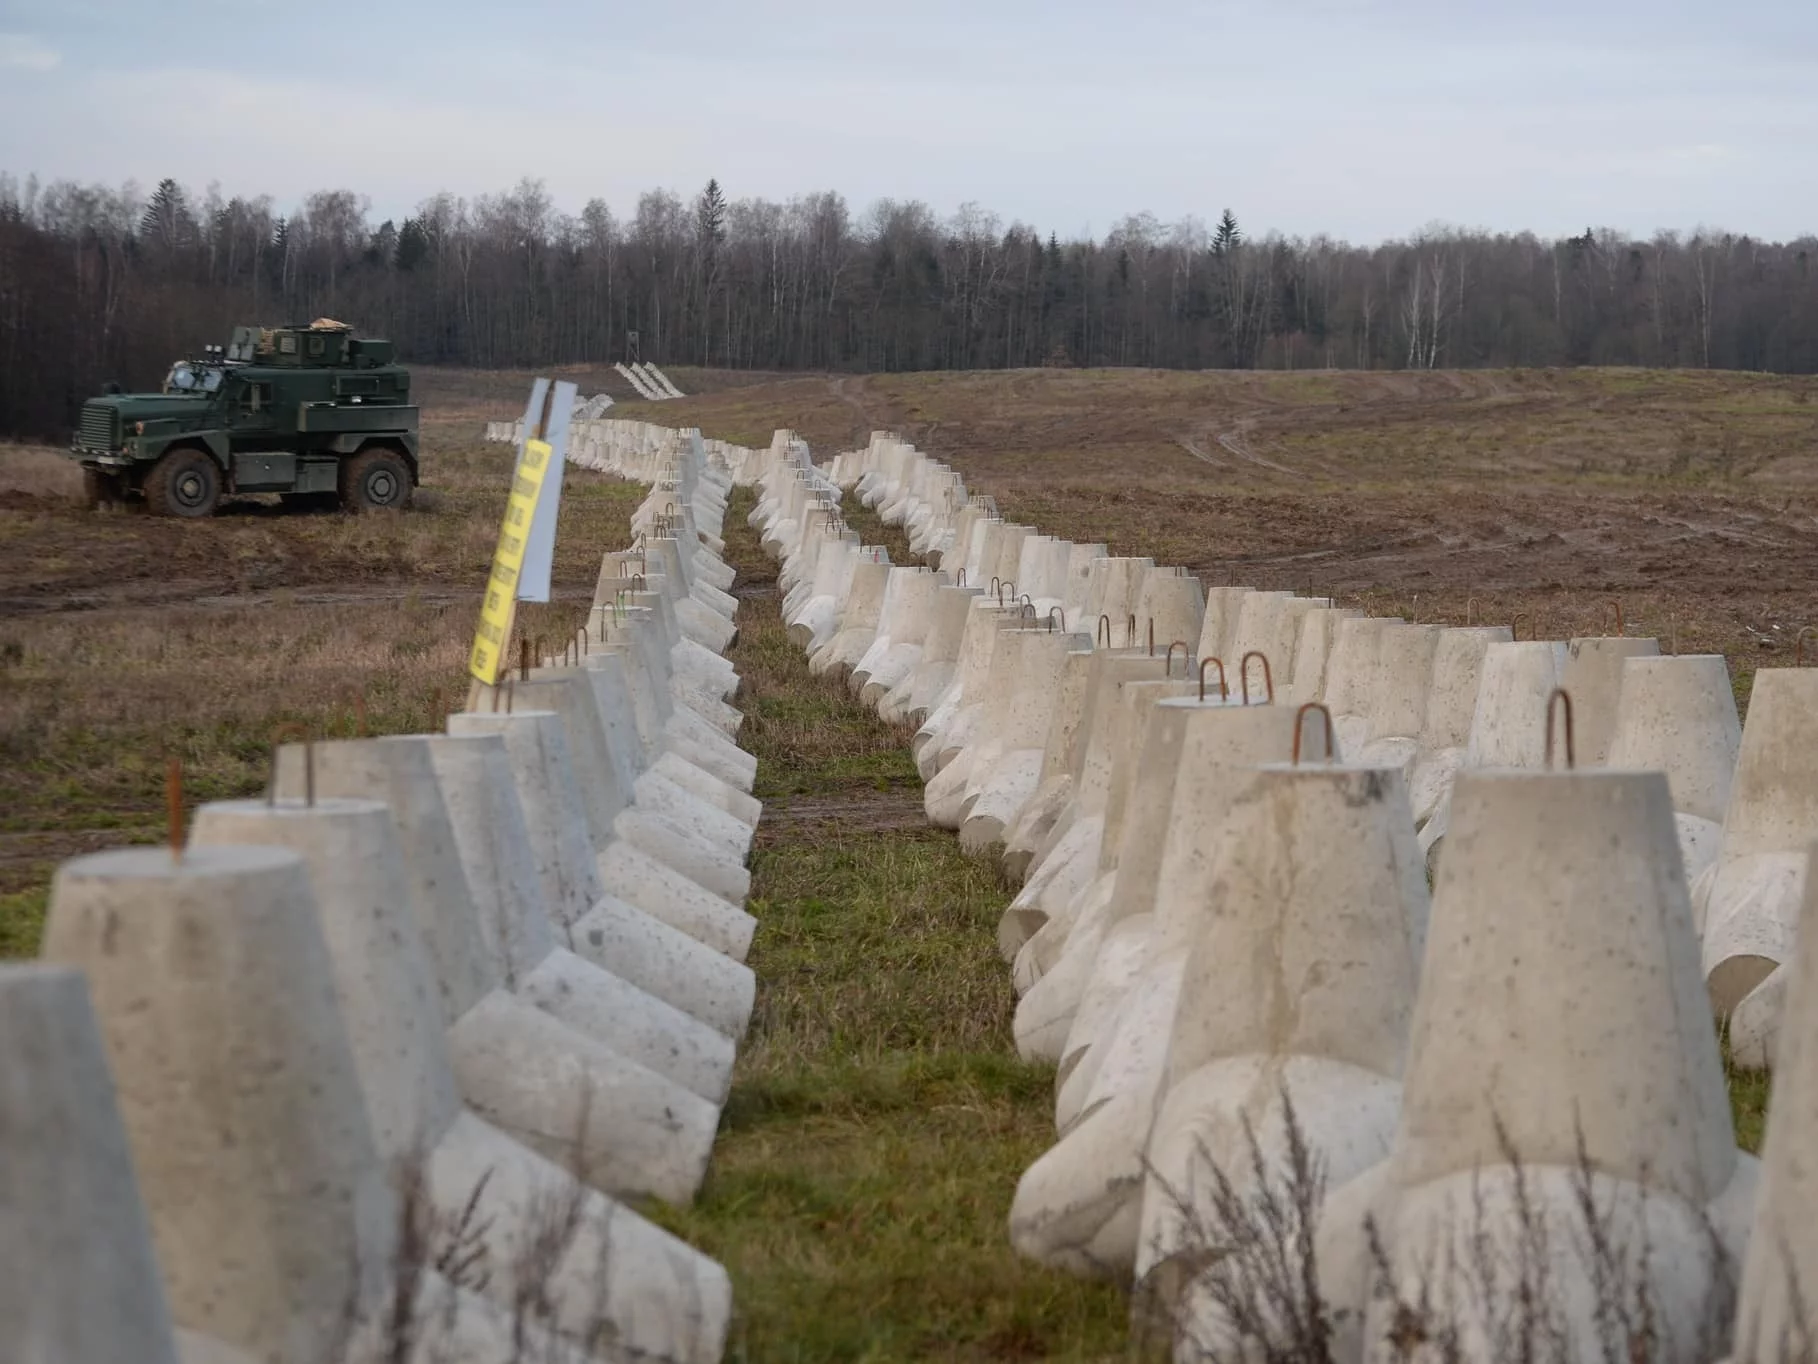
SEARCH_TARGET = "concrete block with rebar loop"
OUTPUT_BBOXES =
[1314,763,1756,1364]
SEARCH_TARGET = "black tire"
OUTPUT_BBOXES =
[342,447,413,513]
[145,448,221,518]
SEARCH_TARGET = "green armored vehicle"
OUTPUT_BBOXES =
[69,319,419,516]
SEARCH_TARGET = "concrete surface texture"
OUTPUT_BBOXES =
[1696,668,1818,1068]
[1137,762,1429,1338]
[1317,768,1756,1364]
[0,961,185,1364]
[1733,845,1818,1362]
[1607,653,1741,887]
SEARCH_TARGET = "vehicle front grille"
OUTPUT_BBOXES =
[78,403,119,450]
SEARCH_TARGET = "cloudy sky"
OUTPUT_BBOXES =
[2,0,1814,242]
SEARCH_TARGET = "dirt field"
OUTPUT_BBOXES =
[6,363,1816,920]
[664,366,1818,682]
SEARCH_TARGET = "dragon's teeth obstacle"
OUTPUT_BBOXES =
[26,425,755,1362]
[715,420,1787,1364]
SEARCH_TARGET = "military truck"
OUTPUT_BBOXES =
[68,319,419,516]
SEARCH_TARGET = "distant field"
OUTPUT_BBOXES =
[652,366,1818,703]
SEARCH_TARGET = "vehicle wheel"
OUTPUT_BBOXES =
[342,447,413,513]
[145,449,221,518]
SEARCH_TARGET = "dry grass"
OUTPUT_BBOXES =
[0,442,86,500]
[643,492,1134,1361]
[0,411,634,931]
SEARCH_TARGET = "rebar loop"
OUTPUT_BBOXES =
[1240,650,1275,706]
[1199,656,1229,703]
[1545,688,1576,771]
[1165,640,1189,677]
[1098,614,1112,648]
[1293,702,1335,766]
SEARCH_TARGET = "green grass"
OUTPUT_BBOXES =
[643,490,1134,1361]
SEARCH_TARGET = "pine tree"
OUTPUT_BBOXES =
[1212,209,1242,258]
[694,178,727,249]
[140,178,191,252]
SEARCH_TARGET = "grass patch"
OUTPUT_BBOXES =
[644,488,1133,1361]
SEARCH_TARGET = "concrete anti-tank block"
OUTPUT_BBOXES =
[190,799,721,1206]
[0,962,185,1364]
[1698,669,1818,1067]
[1317,769,1756,1364]
[1608,653,1740,887]
[1133,762,1428,1331]
[420,733,736,1101]
[1561,634,1661,766]
[1010,700,1341,1279]
[44,850,627,1364]
[451,710,757,960]
[1734,844,1818,1362]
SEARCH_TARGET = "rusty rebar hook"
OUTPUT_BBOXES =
[1240,651,1275,706]
[955,568,967,587]
[269,722,313,807]
[1545,688,1576,770]
[1097,614,1112,648]
[1466,596,1478,626]
[1165,640,1189,677]
[579,624,590,657]
[1510,611,1530,643]
[1020,593,1034,610]
[1021,602,1037,620]
[1127,614,1138,650]
[166,756,184,863]
[1049,606,1066,633]
[1148,618,1156,657]
[1199,656,1228,703]
[1293,702,1335,765]
[1607,599,1625,637]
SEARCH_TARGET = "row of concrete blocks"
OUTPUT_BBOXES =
[614,363,686,402]
[6,440,757,1363]
[734,426,1812,1364]
[484,418,764,491]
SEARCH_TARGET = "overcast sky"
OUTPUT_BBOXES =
[2,0,1814,243]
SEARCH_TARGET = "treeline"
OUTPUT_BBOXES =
[4,171,1818,438]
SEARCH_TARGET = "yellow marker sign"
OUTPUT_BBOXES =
[468,439,554,686]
